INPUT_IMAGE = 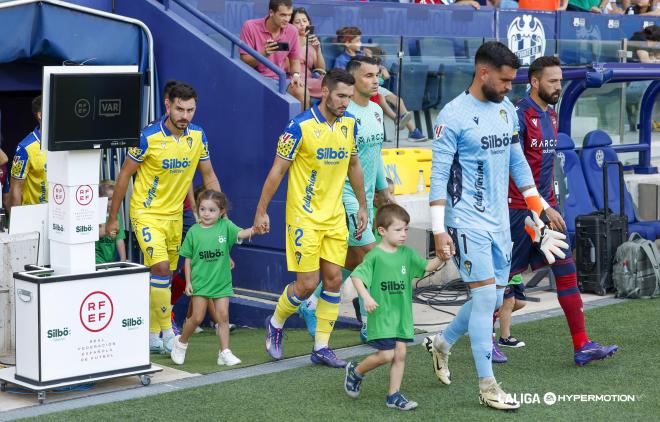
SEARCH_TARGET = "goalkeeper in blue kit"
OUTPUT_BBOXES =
[424,42,568,411]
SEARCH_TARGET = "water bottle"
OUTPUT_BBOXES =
[417,170,425,193]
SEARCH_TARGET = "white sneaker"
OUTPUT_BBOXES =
[423,336,451,385]
[194,326,204,334]
[170,336,188,365]
[478,380,520,410]
[218,349,241,366]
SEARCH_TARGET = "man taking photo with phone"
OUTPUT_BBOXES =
[240,0,307,110]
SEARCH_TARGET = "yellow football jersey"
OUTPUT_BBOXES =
[128,119,209,219]
[10,127,47,205]
[276,104,358,229]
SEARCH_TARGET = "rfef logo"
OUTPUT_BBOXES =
[80,291,114,333]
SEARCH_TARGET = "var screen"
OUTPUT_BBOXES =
[48,72,143,151]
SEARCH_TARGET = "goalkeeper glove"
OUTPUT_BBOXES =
[522,188,569,265]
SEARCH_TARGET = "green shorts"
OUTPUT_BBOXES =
[344,199,375,247]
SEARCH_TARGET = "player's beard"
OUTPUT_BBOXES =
[481,83,506,103]
[326,97,346,119]
[170,115,189,131]
[538,85,561,106]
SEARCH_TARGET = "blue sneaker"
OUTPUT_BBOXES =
[359,322,367,343]
[386,391,418,411]
[574,341,618,366]
[408,128,428,142]
[492,338,508,364]
[265,315,284,360]
[311,347,346,368]
[297,301,317,337]
[344,361,363,398]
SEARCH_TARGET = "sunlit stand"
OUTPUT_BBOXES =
[0,66,161,404]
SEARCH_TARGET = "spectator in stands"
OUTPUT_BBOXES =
[566,0,612,12]
[290,7,326,100]
[239,0,306,110]
[624,0,660,15]
[96,180,127,264]
[364,47,428,142]
[9,95,46,215]
[334,26,363,69]
[514,0,569,9]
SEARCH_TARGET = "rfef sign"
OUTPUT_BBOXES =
[80,291,114,332]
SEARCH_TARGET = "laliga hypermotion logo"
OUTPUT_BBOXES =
[507,15,546,66]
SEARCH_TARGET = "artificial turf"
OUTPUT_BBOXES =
[150,327,363,375]
[28,299,660,421]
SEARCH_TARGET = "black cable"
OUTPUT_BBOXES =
[411,263,472,327]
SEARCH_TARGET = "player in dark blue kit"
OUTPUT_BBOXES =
[424,42,568,411]
[496,56,618,365]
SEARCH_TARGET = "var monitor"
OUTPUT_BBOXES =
[48,72,143,151]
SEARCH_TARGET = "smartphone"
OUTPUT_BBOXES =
[306,25,315,35]
[275,41,289,51]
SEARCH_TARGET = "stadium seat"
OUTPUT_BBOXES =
[389,61,429,112]
[579,130,660,239]
[555,133,595,246]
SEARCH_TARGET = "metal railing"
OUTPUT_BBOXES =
[161,0,288,94]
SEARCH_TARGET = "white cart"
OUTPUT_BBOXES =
[0,262,161,404]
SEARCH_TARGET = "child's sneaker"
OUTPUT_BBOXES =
[492,338,508,363]
[344,361,363,398]
[218,349,242,366]
[479,380,520,410]
[194,325,204,334]
[408,128,428,142]
[359,322,368,343]
[499,336,525,348]
[386,391,418,411]
[170,336,188,365]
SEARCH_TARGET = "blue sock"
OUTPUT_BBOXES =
[468,284,497,378]
[442,297,472,346]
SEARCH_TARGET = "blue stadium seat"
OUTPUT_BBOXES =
[389,61,429,111]
[579,130,659,239]
[555,133,595,246]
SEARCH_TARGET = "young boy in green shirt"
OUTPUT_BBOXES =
[344,203,445,411]
[96,180,126,263]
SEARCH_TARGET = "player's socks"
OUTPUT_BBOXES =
[272,284,303,328]
[150,275,171,333]
[314,290,340,351]
[468,284,497,378]
[441,297,473,346]
[162,328,174,338]
[306,295,318,311]
[552,262,589,351]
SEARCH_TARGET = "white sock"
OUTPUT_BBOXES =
[479,376,496,391]
[162,328,174,338]
[270,316,284,329]
[433,334,452,354]
[313,342,327,351]
[149,333,160,343]
[306,295,318,311]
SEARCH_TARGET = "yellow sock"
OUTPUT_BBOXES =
[315,291,340,349]
[273,284,302,327]
[149,275,171,333]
